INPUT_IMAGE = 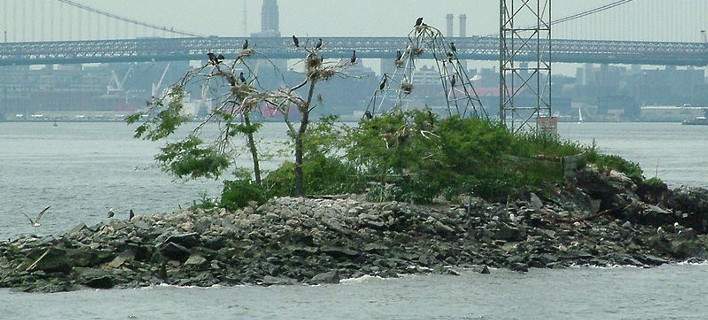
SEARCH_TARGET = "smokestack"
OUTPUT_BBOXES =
[459,14,467,38]
[445,14,454,38]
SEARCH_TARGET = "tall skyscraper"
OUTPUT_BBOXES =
[261,0,280,35]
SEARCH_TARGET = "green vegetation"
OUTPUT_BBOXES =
[127,50,646,209]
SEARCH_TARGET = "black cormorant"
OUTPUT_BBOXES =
[207,52,218,64]
[239,72,247,84]
[242,39,249,50]
[415,17,424,27]
[129,209,135,221]
[315,38,323,50]
[450,75,456,87]
[351,50,357,64]
[364,111,373,120]
[292,35,300,47]
[450,42,457,53]
[396,50,403,61]
[379,74,388,91]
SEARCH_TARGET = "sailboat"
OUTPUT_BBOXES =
[577,108,584,124]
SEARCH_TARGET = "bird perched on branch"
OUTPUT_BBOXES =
[22,206,51,228]
[242,39,249,50]
[379,74,388,91]
[350,50,357,64]
[364,111,373,120]
[450,42,457,53]
[207,53,224,65]
[315,38,323,50]
[395,50,403,62]
[450,75,457,87]
[239,72,247,84]
[415,17,424,27]
[292,35,300,47]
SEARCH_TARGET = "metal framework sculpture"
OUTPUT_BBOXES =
[367,24,486,118]
[500,0,552,132]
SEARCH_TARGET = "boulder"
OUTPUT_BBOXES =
[162,233,201,248]
[159,242,191,261]
[310,271,340,284]
[79,269,116,289]
[262,276,297,286]
[184,255,208,268]
[26,248,72,274]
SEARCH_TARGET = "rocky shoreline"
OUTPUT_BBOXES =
[1,168,706,293]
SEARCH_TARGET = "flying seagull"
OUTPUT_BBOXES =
[242,39,249,50]
[292,35,300,47]
[315,38,323,50]
[129,209,135,221]
[415,17,424,27]
[350,50,357,64]
[22,206,51,228]
[239,72,247,84]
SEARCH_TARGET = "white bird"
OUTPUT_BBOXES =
[22,206,51,228]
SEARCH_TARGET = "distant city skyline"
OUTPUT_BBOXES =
[0,0,706,42]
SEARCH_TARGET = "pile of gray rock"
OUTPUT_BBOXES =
[1,168,706,292]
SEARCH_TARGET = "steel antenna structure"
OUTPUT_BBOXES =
[499,0,552,132]
[367,24,486,119]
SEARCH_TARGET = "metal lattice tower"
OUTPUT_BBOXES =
[500,0,552,132]
[368,24,486,118]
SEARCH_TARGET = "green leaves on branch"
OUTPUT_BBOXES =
[128,88,189,141]
[155,136,230,180]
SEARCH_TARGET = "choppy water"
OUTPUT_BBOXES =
[1,122,707,319]
[1,265,707,320]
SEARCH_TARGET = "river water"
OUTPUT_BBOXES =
[1,121,707,318]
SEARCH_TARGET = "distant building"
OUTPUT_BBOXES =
[254,0,280,38]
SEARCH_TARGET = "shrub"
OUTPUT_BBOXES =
[587,152,643,181]
[221,179,269,210]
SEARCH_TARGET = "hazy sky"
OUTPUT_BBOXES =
[1,0,706,42]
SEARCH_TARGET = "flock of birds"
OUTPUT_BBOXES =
[21,206,136,229]
[20,18,443,230]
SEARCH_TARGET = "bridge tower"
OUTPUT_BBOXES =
[499,0,552,132]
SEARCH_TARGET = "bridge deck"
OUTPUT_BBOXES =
[0,37,706,66]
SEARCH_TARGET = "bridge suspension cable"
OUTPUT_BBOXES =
[550,0,634,26]
[55,0,204,38]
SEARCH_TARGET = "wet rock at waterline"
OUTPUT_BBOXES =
[1,168,707,293]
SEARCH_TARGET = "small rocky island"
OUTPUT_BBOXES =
[1,168,706,293]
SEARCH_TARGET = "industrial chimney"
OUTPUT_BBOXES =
[446,14,454,38]
[459,14,468,37]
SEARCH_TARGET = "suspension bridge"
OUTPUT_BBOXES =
[0,0,705,67]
